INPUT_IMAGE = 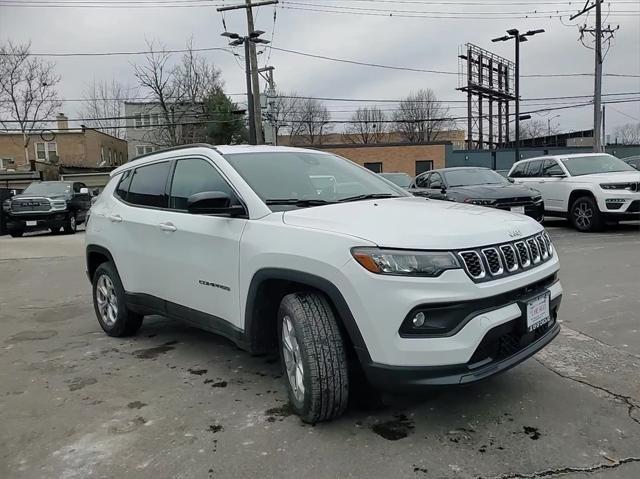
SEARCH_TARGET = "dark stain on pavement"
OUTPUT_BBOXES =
[127,401,147,409]
[371,413,415,441]
[7,330,58,342]
[66,377,98,391]
[188,368,208,376]
[133,341,177,359]
[208,424,224,434]
[265,403,293,422]
[523,426,541,440]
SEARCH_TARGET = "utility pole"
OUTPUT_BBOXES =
[217,0,278,145]
[222,31,271,145]
[258,66,277,145]
[602,104,606,147]
[492,28,544,163]
[571,0,619,152]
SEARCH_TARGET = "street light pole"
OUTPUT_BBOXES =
[492,28,545,164]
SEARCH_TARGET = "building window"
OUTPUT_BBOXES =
[0,158,16,170]
[108,149,112,165]
[134,113,142,129]
[415,160,434,175]
[151,113,160,126]
[35,142,58,162]
[135,145,154,157]
[364,162,383,173]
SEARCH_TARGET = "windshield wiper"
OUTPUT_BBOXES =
[338,193,400,203]
[265,198,335,207]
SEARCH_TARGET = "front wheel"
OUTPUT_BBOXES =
[570,196,603,232]
[9,230,24,238]
[63,213,77,234]
[278,292,349,423]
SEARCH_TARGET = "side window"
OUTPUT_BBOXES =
[169,158,236,211]
[542,159,563,177]
[415,173,430,188]
[115,170,133,201]
[127,161,171,208]
[510,162,526,178]
[429,172,443,189]
[525,160,543,178]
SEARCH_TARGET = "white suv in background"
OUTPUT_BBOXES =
[508,153,640,232]
[86,144,562,423]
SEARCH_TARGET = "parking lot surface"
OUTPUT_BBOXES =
[1,223,639,479]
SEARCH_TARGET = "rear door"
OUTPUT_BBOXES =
[537,159,568,212]
[158,156,247,330]
[110,160,172,300]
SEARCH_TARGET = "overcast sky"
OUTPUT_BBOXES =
[1,0,639,137]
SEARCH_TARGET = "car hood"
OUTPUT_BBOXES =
[282,197,541,249]
[448,183,539,198]
[570,171,640,183]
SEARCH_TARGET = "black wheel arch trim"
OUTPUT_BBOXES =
[86,244,117,282]
[244,268,372,363]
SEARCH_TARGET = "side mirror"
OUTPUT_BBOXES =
[187,191,246,216]
[79,187,89,194]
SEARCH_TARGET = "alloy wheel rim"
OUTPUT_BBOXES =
[574,202,593,229]
[96,274,118,326]
[281,315,305,403]
[70,215,76,230]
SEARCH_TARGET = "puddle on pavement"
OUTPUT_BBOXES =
[371,413,415,441]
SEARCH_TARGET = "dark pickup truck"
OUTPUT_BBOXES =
[2,181,92,237]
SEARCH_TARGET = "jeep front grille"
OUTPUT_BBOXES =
[458,233,554,282]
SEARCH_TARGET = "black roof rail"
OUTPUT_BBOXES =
[130,143,217,162]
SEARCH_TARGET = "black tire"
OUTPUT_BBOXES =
[63,213,77,234]
[277,292,349,423]
[570,196,604,232]
[50,227,62,234]
[9,230,24,238]
[92,262,143,337]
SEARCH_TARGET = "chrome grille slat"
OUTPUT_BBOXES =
[458,232,553,282]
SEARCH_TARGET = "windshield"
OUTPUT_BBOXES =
[443,169,509,187]
[224,151,406,209]
[380,173,412,188]
[561,155,636,176]
[22,182,72,196]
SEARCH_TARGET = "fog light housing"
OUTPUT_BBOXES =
[412,312,426,328]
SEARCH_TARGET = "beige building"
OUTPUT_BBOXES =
[316,142,450,176]
[0,114,127,172]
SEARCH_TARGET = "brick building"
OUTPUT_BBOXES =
[316,142,451,176]
[0,114,127,172]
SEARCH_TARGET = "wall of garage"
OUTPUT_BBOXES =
[315,142,451,176]
[447,145,640,171]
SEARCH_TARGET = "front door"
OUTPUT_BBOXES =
[158,157,247,329]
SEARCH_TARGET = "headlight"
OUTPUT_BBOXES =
[464,198,496,206]
[51,201,67,211]
[2,200,10,212]
[601,183,634,190]
[351,248,461,277]
[532,195,543,203]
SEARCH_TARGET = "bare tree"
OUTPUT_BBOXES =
[296,98,331,145]
[613,122,640,145]
[271,91,302,143]
[132,39,223,147]
[0,40,61,167]
[392,89,452,144]
[343,106,387,144]
[79,79,131,139]
[518,119,558,140]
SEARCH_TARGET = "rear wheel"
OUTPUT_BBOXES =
[278,292,349,423]
[9,230,24,238]
[64,213,77,234]
[570,196,603,232]
[92,262,143,337]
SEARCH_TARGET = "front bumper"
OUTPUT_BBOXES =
[6,212,68,231]
[363,295,561,390]
[494,201,545,222]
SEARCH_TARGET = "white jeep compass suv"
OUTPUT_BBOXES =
[86,145,563,423]
[508,153,640,232]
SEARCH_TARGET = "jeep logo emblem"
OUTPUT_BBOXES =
[508,229,522,238]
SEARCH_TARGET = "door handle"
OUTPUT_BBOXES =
[108,214,123,223]
[159,222,177,232]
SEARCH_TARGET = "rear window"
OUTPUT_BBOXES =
[125,162,171,208]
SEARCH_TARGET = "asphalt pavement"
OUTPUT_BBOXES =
[1,222,639,479]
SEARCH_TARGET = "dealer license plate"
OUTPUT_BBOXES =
[511,206,526,214]
[526,293,551,331]
[26,221,37,226]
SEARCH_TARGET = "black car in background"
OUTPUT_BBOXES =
[410,167,545,221]
[378,172,413,189]
[623,155,640,170]
[2,181,92,237]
